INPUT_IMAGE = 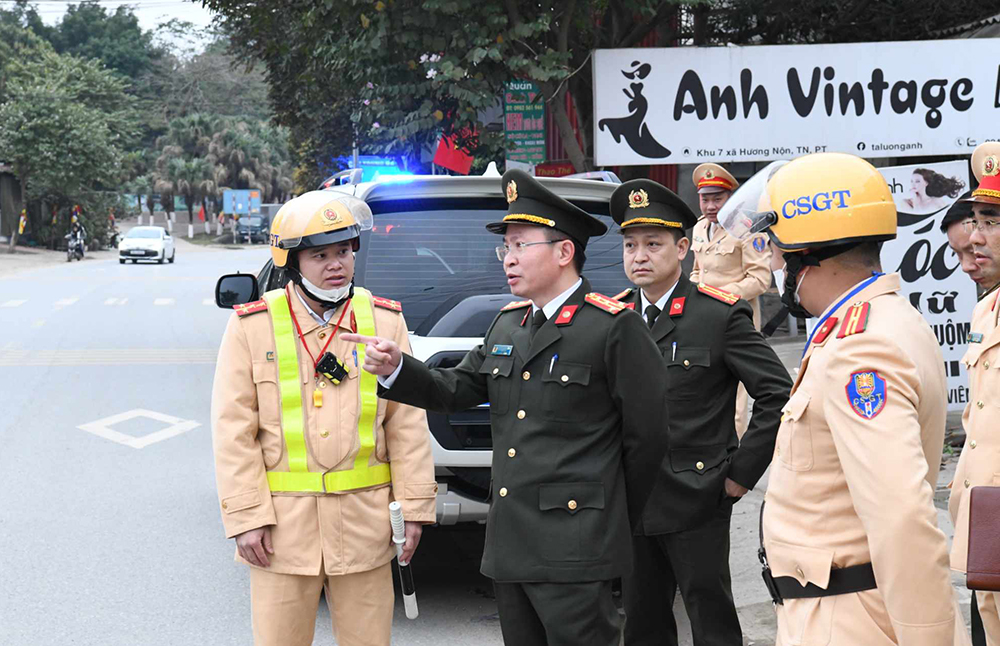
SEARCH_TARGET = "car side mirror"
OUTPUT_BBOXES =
[216,273,259,309]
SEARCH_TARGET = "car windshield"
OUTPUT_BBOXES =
[126,228,161,239]
[356,197,624,335]
[248,216,262,226]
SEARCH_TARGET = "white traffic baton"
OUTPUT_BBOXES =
[389,501,418,619]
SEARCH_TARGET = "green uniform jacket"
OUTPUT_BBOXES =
[382,278,671,583]
[616,273,791,534]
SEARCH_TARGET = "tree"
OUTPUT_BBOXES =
[205,0,686,173]
[0,47,139,248]
[156,157,214,223]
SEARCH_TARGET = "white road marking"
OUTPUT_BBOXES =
[77,408,201,449]
[32,319,45,328]
[1,299,26,307]
[104,297,129,305]
[153,298,175,306]
[54,297,78,308]
[203,298,214,306]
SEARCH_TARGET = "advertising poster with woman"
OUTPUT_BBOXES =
[879,160,973,410]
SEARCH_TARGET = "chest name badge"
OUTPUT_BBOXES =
[491,344,513,356]
[846,370,887,420]
[969,332,984,343]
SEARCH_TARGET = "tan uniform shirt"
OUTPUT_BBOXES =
[690,218,772,327]
[950,288,1000,572]
[763,273,963,645]
[211,289,437,577]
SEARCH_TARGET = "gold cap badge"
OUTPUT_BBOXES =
[506,180,518,203]
[321,208,342,225]
[985,155,999,177]
[705,170,714,179]
[628,189,650,209]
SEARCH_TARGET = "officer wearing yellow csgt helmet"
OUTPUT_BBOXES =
[211,191,436,646]
[719,153,970,645]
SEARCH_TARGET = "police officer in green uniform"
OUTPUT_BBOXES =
[609,180,791,646]
[343,170,671,646]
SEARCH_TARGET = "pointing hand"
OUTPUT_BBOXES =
[340,333,401,376]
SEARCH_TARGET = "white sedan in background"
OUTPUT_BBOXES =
[119,226,175,264]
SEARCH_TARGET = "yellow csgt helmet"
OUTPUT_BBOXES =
[720,153,896,252]
[269,191,374,268]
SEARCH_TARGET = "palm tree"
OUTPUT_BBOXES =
[156,157,213,223]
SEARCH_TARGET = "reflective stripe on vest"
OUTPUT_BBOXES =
[262,287,391,493]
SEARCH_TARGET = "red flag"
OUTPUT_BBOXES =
[198,204,206,222]
[433,134,474,175]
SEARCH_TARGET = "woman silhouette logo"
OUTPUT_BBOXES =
[598,61,671,159]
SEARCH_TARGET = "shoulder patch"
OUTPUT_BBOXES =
[372,295,402,312]
[697,283,740,305]
[811,316,838,345]
[585,292,628,315]
[501,299,532,312]
[845,370,887,420]
[612,288,633,301]
[234,300,267,317]
[837,302,870,338]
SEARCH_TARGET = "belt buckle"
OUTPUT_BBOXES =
[759,547,783,606]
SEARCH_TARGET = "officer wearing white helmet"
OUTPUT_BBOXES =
[719,153,970,645]
[211,191,436,646]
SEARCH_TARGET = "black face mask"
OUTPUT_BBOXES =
[780,243,862,319]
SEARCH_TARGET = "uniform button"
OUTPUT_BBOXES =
[568,500,578,510]
[319,381,327,388]
[985,361,991,369]
[683,359,690,367]
[221,501,228,510]
[517,410,526,419]
[320,430,330,438]
[561,375,569,382]
[978,401,985,409]
[965,479,971,488]
[508,448,516,458]
[522,371,530,380]
[492,367,499,375]
[318,331,327,340]
[971,440,978,449]
[696,461,705,470]
[781,413,790,422]
[499,487,508,497]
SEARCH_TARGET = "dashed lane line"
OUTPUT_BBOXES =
[1,300,26,307]
[154,298,176,306]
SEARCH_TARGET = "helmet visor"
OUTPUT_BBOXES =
[278,195,374,251]
[717,160,789,240]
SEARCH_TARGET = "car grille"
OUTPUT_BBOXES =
[122,249,157,256]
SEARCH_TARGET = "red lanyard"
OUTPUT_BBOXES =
[286,285,350,375]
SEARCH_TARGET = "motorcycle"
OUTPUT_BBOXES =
[65,233,85,262]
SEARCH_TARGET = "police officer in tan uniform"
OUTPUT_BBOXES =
[690,163,772,437]
[211,192,437,646]
[724,154,970,645]
[950,142,1000,646]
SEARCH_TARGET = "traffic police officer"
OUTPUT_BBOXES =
[211,192,437,646]
[609,179,791,646]
[729,154,970,645]
[344,170,671,646]
[690,163,772,438]
[950,142,1000,646]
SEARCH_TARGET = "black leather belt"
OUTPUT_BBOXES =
[758,502,877,605]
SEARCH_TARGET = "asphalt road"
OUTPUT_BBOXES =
[0,242,504,645]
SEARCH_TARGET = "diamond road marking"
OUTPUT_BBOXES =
[77,408,201,449]
[1,300,26,307]
[153,298,175,306]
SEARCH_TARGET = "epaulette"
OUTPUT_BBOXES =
[837,302,870,338]
[372,295,402,312]
[585,292,628,315]
[697,283,740,305]
[234,300,267,317]
[501,300,532,312]
[612,288,633,301]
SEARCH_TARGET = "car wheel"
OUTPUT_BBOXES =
[119,259,125,264]
[158,252,165,264]
[169,250,175,263]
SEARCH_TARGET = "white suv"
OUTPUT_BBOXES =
[220,169,624,524]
